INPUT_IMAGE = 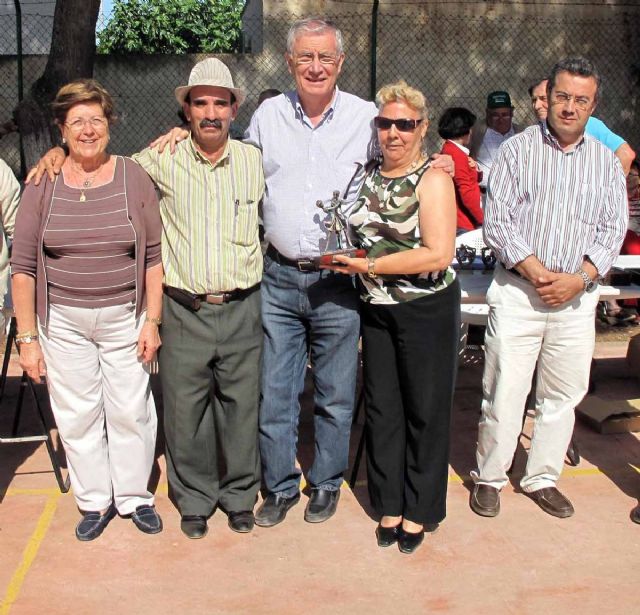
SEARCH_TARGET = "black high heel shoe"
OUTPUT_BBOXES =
[375,522,401,547]
[398,527,425,554]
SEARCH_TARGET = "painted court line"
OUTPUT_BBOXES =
[0,492,60,615]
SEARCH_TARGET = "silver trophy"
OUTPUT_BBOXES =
[313,190,365,267]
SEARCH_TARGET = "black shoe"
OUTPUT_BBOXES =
[304,488,340,523]
[228,510,255,533]
[255,492,300,528]
[131,504,163,534]
[75,504,116,542]
[180,515,208,539]
[470,484,500,517]
[398,528,425,554]
[375,523,401,547]
[526,487,574,518]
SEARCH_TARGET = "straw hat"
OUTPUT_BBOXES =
[175,58,246,107]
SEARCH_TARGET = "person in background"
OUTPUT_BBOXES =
[12,79,163,541]
[438,107,483,234]
[257,88,282,106]
[469,90,521,197]
[0,158,20,339]
[323,80,459,554]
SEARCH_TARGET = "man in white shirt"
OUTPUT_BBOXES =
[470,91,521,192]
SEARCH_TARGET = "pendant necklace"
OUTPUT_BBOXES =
[79,170,100,202]
[405,153,426,174]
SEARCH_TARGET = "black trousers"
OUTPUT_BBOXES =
[362,280,460,524]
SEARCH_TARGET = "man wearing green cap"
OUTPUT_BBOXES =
[470,91,522,194]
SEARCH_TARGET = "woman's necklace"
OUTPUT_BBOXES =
[405,153,427,174]
[78,170,100,202]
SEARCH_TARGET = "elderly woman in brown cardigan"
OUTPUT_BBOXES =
[11,79,163,542]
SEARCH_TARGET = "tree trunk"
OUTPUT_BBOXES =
[15,0,101,171]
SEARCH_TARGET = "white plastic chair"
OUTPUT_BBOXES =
[454,228,486,253]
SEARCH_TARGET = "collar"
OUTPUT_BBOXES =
[187,134,231,166]
[540,120,585,152]
[486,125,514,139]
[293,87,339,126]
[448,140,470,155]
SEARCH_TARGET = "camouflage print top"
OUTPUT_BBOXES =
[350,160,456,305]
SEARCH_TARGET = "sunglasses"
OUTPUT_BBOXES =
[374,117,423,132]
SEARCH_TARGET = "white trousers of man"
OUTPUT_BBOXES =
[471,265,599,493]
[39,302,157,514]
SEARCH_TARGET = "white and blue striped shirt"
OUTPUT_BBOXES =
[484,122,627,277]
[245,87,378,260]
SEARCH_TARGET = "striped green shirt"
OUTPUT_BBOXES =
[134,137,264,293]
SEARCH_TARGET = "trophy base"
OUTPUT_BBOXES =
[313,248,366,267]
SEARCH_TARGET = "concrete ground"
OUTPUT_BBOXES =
[0,333,639,615]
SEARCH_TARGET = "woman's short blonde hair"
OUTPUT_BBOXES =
[375,80,429,120]
[51,79,116,126]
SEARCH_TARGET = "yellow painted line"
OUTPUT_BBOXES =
[563,467,609,478]
[0,492,60,615]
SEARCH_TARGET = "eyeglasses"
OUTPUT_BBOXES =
[65,117,108,132]
[550,92,592,110]
[374,117,423,132]
[293,52,339,66]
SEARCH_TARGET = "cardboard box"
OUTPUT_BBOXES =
[626,334,640,371]
[577,395,640,434]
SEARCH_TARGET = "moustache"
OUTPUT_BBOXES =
[200,118,223,129]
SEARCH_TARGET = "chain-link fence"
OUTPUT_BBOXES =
[0,4,638,177]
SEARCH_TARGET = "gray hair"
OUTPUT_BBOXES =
[547,57,601,102]
[286,17,344,55]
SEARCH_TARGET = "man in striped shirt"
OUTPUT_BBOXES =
[470,57,627,519]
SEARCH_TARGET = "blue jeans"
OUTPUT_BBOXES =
[260,254,360,497]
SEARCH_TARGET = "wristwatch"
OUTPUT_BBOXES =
[578,269,597,293]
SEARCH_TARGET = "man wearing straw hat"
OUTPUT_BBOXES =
[28,58,265,539]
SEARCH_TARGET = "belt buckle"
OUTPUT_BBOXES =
[205,293,225,305]
[297,259,315,272]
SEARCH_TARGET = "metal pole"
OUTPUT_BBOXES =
[14,0,25,178]
[370,0,379,101]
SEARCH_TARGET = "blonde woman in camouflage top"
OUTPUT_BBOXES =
[322,81,460,554]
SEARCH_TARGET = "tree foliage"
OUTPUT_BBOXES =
[97,0,247,54]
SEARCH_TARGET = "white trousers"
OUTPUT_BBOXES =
[39,302,157,514]
[471,265,599,492]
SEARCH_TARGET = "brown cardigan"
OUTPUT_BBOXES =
[11,156,162,327]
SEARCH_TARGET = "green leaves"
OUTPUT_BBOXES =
[97,0,246,54]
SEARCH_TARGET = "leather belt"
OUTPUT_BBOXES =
[164,284,259,311]
[266,244,317,272]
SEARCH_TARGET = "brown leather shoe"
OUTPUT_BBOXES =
[526,487,574,518]
[470,484,500,517]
